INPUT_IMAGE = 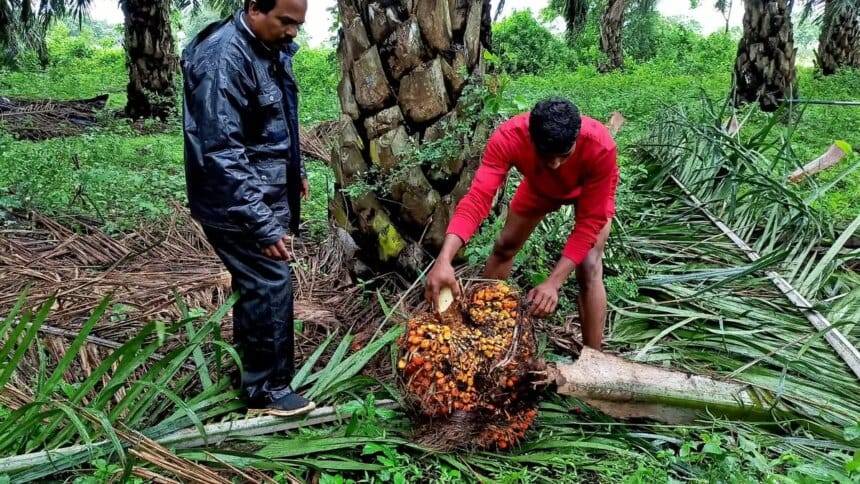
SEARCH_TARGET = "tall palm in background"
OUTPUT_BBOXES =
[599,0,625,71]
[0,0,177,119]
[732,0,797,111]
[550,0,590,42]
[553,0,661,71]
[715,0,735,34]
[118,0,177,119]
[0,0,85,66]
[802,0,860,74]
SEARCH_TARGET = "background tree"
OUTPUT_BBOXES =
[599,0,625,72]
[494,0,505,22]
[118,0,177,119]
[733,0,797,112]
[329,0,493,272]
[0,0,80,67]
[622,0,660,61]
[1,0,177,119]
[0,0,26,64]
[549,0,590,42]
[705,0,736,34]
[802,0,860,74]
[174,0,238,18]
[718,0,734,33]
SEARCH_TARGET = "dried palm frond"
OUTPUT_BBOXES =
[0,95,108,140]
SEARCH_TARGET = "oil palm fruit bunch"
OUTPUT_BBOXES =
[396,281,542,451]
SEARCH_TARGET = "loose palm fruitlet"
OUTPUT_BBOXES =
[396,281,542,451]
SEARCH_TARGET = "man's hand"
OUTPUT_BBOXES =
[425,261,461,310]
[425,234,466,310]
[300,178,310,200]
[527,280,561,318]
[262,234,293,261]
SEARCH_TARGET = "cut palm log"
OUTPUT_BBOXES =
[788,143,851,183]
[606,111,626,137]
[546,348,777,424]
[724,114,740,136]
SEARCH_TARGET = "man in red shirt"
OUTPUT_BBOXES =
[425,98,619,349]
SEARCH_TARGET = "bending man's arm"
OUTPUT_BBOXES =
[425,130,513,305]
[528,147,619,317]
[560,146,619,266]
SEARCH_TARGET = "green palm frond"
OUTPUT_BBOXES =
[0,293,244,481]
[0,287,408,481]
[800,0,858,24]
[175,0,239,17]
[622,97,860,431]
[68,0,94,28]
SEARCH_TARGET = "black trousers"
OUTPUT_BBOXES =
[203,227,295,403]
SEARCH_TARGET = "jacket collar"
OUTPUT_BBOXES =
[233,10,300,59]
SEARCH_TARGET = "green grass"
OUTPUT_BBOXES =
[0,126,184,233]
[504,58,860,223]
[2,23,857,234]
[0,23,128,107]
[0,24,339,235]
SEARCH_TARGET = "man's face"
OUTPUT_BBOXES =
[247,0,307,49]
[538,143,575,170]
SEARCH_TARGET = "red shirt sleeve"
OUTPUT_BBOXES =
[446,128,513,243]
[561,146,619,264]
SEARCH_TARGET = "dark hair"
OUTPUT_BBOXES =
[529,98,581,156]
[245,0,277,13]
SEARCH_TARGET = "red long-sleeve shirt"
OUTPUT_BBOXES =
[446,113,619,265]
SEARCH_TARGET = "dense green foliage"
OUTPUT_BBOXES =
[1,13,856,254]
[0,23,338,235]
[492,10,577,75]
[492,5,738,76]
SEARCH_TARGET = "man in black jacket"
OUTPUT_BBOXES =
[181,0,312,416]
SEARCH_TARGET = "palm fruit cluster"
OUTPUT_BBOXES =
[475,408,539,450]
[397,281,540,450]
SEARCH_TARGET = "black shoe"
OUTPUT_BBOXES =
[247,386,315,417]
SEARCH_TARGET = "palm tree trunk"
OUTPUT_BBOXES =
[722,0,734,34]
[816,0,860,75]
[119,0,178,119]
[549,348,781,423]
[599,0,625,72]
[733,0,797,112]
[331,0,492,272]
[564,0,589,42]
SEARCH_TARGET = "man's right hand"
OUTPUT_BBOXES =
[425,234,466,309]
[262,235,293,261]
[425,261,460,310]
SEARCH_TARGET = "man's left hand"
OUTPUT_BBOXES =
[301,178,310,200]
[527,280,561,318]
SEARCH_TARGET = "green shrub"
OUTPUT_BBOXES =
[0,22,126,104]
[492,10,577,75]
[563,8,736,70]
[293,46,340,125]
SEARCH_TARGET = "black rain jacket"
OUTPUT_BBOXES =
[181,10,305,246]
